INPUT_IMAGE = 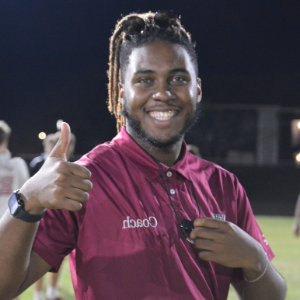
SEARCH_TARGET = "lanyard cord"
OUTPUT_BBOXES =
[156,162,201,244]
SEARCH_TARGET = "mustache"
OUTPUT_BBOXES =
[144,103,181,112]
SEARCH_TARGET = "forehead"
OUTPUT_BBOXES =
[126,42,196,75]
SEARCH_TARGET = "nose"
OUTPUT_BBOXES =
[152,83,174,101]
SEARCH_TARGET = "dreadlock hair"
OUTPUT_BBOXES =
[107,11,198,133]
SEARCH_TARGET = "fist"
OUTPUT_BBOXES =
[20,122,93,214]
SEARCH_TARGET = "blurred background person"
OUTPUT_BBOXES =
[292,193,300,236]
[30,129,76,300]
[0,120,30,300]
[186,144,201,158]
[0,120,30,217]
[30,131,76,176]
[29,133,56,176]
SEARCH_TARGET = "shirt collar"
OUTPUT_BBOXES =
[113,127,192,182]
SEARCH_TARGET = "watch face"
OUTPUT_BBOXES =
[8,193,21,216]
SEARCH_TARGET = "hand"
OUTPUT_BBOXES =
[190,218,265,271]
[20,122,93,214]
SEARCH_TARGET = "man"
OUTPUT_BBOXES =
[0,11,286,300]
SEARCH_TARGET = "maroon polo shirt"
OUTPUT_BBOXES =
[33,127,274,300]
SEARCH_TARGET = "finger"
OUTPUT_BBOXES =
[193,237,216,251]
[190,226,218,240]
[197,250,216,262]
[71,177,93,192]
[68,162,92,180]
[49,122,71,161]
[59,198,84,212]
[65,187,90,203]
[193,217,226,229]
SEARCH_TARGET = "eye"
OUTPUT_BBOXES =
[138,78,151,83]
[136,77,153,87]
[170,76,187,85]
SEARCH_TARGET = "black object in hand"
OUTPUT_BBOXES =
[180,219,194,232]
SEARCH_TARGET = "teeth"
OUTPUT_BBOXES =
[149,111,176,121]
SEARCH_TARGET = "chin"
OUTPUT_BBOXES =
[143,131,184,150]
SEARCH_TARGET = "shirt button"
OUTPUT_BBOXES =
[166,171,172,177]
[170,189,175,195]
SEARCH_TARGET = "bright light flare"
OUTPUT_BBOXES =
[296,153,300,162]
[56,119,63,131]
[38,132,46,140]
[298,121,300,129]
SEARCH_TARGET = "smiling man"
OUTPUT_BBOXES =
[0,11,286,300]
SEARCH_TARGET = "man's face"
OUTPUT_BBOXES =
[119,42,202,149]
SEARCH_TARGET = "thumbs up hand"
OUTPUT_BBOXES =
[19,122,93,215]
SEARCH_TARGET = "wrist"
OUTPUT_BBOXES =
[243,249,268,282]
[19,187,46,215]
[8,190,46,223]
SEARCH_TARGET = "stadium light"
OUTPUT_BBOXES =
[38,132,46,140]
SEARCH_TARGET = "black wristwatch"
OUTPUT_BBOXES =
[8,189,46,223]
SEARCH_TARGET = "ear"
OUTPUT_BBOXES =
[118,82,125,105]
[196,78,202,103]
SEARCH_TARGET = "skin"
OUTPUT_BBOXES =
[119,42,201,167]
[0,42,286,299]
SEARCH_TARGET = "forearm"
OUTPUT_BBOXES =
[235,261,286,300]
[0,210,40,298]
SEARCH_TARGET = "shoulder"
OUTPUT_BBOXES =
[186,153,245,199]
[187,152,237,181]
[11,156,27,166]
[76,141,121,171]
[10,157,29,174]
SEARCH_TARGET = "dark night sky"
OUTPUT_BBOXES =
[1,0,299,156]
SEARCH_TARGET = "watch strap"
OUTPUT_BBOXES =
[9,190,46,223]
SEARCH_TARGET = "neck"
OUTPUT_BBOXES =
[126,129,183,167]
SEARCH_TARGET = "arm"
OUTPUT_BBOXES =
[0,212,51,299]
[190,218,286,300]
[0,123,92,299]
[292,193,300,236]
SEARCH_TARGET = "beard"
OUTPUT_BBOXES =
[121,97,201,150]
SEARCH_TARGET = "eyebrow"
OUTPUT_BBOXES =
[133,69,155,76]
[133,68,189,76]
[169,68,190,74]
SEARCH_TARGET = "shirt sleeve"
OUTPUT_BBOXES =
[33,208,79,272]
[231,176,274,281]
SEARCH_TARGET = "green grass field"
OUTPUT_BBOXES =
[19,216,299,300]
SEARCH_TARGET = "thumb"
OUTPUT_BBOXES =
[49,122,71,161]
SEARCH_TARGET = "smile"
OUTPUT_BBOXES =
[148,111,177,121]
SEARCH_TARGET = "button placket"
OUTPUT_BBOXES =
[170,189,175,195]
